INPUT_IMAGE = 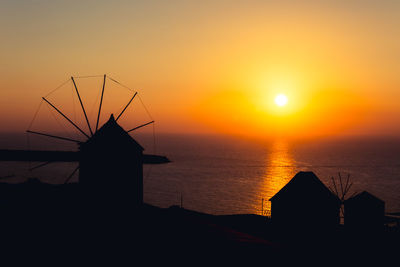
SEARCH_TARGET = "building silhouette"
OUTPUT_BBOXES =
[269,171,341,229]
[344,191,385,230]
[79,114,144,208]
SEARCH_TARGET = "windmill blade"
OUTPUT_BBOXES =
[116,92,137,122]
[344,182,353,197]
[338,172,344,197]
[127,120,155,133]
[42,97,90,139]
[95,74,106,132]
[331,177,339,197]
[27,130,81,143]
[71,77,93,136]
[344,173,350,195]
[349,190,358,199]
[64,165,79,184]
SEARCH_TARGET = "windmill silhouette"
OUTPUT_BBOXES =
[0,75,169,208]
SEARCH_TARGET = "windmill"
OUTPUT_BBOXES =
[329,172,356,221]
[0,75,169,208]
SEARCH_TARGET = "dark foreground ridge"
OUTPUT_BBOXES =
[0,179,399,264]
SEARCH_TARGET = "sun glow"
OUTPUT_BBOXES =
[275,94,288,107]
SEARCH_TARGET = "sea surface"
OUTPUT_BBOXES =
[0,133,399,215]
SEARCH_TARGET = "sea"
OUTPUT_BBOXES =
[0,133,399,216]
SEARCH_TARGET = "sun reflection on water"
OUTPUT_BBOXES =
[255,140,296,215]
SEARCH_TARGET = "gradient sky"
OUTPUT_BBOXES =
[1,0,399,139]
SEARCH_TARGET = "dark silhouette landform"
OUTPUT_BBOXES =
[1,128,399,263]
[0,76,398,262]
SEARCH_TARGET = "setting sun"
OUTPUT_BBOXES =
[275,94,288,107]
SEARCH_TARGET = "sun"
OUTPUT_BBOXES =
[275,94,288,107]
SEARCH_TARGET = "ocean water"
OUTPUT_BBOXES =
[0,133,399,215]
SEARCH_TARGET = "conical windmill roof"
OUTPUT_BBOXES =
[80,114,144,152]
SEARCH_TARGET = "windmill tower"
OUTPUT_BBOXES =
[79,114,146,206]
[0,75,169,208]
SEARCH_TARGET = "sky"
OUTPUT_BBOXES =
[1,0,399,140]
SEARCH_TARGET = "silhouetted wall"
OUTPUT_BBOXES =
[344,191,385,230]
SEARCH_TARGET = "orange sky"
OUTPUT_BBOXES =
[1,1,399,140]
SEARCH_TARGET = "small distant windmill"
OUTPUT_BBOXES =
[329,172,356,219]
[0,75,169,207]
